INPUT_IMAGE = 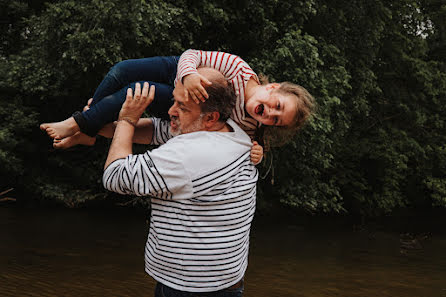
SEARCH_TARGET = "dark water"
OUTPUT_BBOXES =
[1,206,446,297]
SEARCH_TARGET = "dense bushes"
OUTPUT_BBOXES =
[1,0,445,215]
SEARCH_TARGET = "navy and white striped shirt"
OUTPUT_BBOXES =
[103,119,258,292]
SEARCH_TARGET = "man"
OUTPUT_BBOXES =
[103,68,258,296]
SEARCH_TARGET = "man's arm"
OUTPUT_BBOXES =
[102,82,192,199]
[103,142,192,199]
[98,118,154,144]
[104,82,155,169]
[104,120,134,168]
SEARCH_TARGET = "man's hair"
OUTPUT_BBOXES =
[198,68,236,122]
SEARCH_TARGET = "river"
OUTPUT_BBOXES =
[1,206,445,297]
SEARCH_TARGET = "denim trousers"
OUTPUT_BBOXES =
[75,56,179,136]
[154,281,244,297]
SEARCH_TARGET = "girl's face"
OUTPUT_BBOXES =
[245,83,297,127]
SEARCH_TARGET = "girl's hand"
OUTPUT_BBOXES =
[83,98,93,111]
[183,73,212,104]
[250,141,264,165]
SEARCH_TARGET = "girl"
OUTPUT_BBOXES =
[41,50,315,162]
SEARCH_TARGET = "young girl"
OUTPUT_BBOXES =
[41,50,315,162]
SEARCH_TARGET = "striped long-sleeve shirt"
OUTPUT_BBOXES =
[103,119,258,292]
[176,49,261,138]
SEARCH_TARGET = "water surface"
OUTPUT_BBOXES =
[1,206,445,296]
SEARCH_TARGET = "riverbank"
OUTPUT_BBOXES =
[2,197,446,239]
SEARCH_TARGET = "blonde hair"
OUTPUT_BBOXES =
[257,75,316,148]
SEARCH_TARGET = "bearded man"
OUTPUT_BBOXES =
[103,67,257,297]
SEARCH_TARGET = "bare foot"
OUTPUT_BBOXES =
[53,132,96,149]
[40,117,80,139]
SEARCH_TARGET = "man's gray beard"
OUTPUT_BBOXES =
[170,124,180,137]
[170,115,204,136]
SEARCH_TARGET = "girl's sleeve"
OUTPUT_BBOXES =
[175,49,257,84]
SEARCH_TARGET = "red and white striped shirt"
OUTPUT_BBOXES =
[176,49,261,138]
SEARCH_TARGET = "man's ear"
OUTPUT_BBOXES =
[203,111,220,128]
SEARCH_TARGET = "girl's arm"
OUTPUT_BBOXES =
[176,49,257,81]
[177,50,262,150]
[176,49,258,102]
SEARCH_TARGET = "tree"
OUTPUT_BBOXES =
[1,0,445,215]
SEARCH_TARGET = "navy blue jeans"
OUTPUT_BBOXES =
[74,56,179,136]
[154,282,244,297]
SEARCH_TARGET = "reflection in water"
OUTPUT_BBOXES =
[1,207,446,297]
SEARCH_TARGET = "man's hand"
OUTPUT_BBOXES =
[119,82,155,124]
[183,73,212,104]
[104,82,155,169]
[250,141,264,165]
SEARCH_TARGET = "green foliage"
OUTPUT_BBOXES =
[0,101,37,182]
[251,29,351,213]
[426,176,446,207]
[1,0,445,215]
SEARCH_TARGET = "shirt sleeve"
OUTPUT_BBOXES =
[103,144,192,200]
[150,117,173,145]
[175,49,258,84]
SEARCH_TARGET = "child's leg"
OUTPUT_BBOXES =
[40,117,79,139]
[75,80,174,136]
[41,56,179,139]
[90,56,179,106]
[53,132,96,149]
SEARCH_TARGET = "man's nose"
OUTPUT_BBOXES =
[168,102,177,116]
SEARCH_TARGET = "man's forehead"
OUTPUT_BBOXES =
[174,91,201,112]
[184,97,201,111]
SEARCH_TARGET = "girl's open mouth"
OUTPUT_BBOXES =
[255,104,264,116]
